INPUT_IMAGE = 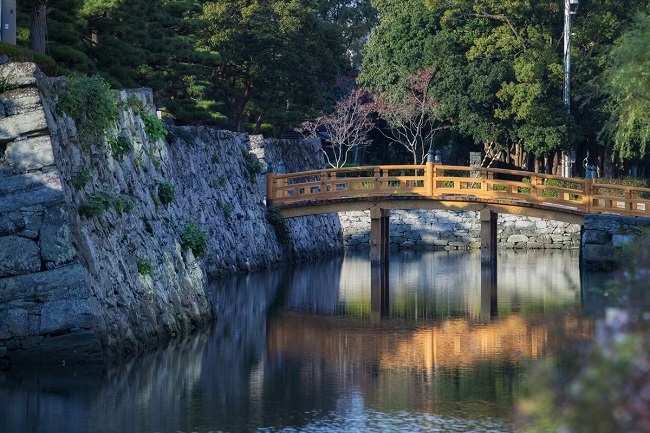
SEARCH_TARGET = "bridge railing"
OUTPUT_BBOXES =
[266,163,650,217]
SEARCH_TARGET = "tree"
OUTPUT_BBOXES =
[302,88,374,168]
[359,0,649,173]
[201,0,346,133]
[372,68,449,164]
[317,0,378,68]
[600,12,650,162]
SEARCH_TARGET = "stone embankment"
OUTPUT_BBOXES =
[0,63,341,366]
[341,210,582,251]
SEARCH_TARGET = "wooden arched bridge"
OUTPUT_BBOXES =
[265,162,650,262]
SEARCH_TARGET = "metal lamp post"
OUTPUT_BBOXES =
[562,0,579,178]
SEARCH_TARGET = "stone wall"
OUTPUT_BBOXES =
[0,63,341,365]
[341,210,582,251]
[582,214,650,270]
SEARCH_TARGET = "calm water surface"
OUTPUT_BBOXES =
[1,249,610,433]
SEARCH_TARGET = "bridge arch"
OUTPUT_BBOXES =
[266,163,650,263]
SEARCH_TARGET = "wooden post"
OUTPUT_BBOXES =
[371,262,390,324]
[583,177,593,212]
[625,188,633,211]
[480,208,497,264]
[426,158,434,197]
[266,171,275,207]
[480,263,498,323]
[370,207,390,263]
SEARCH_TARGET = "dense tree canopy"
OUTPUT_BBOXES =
[12,0,650,170]
[360,0,649,172]
[600,12,650,162]
[16,0,356,131]
[201,0,345,133]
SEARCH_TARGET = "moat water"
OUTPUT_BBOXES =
[0,249,611,433]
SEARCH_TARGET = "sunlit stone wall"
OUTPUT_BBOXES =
[340,210,582,250]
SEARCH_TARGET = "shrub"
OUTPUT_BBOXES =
[108,135,133,160]
[180,220,208,257]
[157,182,176,205]
[78,192,134,218]
[141,111,168,142]
[267,206,291,247]
[136,259,155,276]
[54,74,119,148]
[0,42,58,76]
[72,168,93,190]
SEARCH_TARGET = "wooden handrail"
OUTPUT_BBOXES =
[266,164,650,218]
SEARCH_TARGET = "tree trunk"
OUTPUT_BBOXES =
[552,152,561,176]
[30,3,48,53]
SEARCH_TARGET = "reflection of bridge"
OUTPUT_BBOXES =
[267,310,592,371]
[266,162,650,262]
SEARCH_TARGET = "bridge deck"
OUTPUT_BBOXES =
[266,163,650,220]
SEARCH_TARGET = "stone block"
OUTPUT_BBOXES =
[0,109,48,142]
[19,207,44,239]
[0,63,38,88]
[507,234,529,243]
[582,244,619,269]
[0,236,41,277]
[1,87,43,116]
[40,206,77,268]
[0,172,64,213]
[4,136,55,172]
[0,264,88,303]
[583,230,609,245]
[612,234,636,247]
[0,308,29,339]
[0,211,24,235]
[40,299,96,335]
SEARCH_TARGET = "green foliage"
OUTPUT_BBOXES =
[55,74,119,148]
[108,135,134,160]
[180,220,208,257]
[202,0,345,131]
[601,12,650,160]
[136,259,155,276]
[127,94,146,113]
[78,191,134,219]
[157,182,176,205]
[72,168,93,190]
[244,123,275,137]
[140,111,168,142]
[267,206,291,247]
[0,42,58,76]
[242,150,262,181]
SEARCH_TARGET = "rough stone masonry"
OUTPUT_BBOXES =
[0,62,341,366]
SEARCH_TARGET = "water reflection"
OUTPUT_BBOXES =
[1,250,601,433]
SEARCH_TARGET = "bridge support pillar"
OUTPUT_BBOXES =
[371,262,390,324]
[370,207,390,263]
[480,208,497,264]
[480,263,498,323]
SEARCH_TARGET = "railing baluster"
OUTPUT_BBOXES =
[264,165,650,218]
